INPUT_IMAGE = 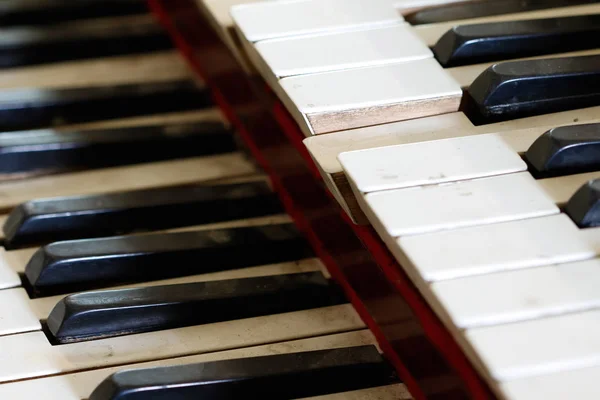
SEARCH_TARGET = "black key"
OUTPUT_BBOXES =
[0,122,235,177]
[434,14,600,67]
[0,16,172,68]
[25,224,314,296]
[0,0,148,27]
[0,80,213,131]
[89,346,398,400]
[525,123,600,176]
[464,55,600,124]
[564,179,600,227]
[46,272,345,342]
[406,0,597,25]
[4,182,283,248]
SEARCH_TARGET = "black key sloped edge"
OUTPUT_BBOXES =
[405,0,597,25]
[89,346,398,400]
[525,123,600,177]
[25,224,313,296]
[564,179,600,228]
[0,80,213,132]
[0,121,235,177]
[434,14,600,67]
[4,180,279,248]
[46,271,345,343]
[464,55,600,124]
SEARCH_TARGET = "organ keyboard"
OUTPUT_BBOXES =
[0,1,410,399]
[2,0,600,399]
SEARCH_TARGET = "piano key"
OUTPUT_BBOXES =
[466,55,600,124]
[414,2,600,47]
[255,24,432,79]
[0,80,212,132]
[48,272,344,343]
[0,304,363,383]
[0,330,404,400]
[280,58,462,135]
[0,257,19,289]
[0,51,191,90]
[0,122,235,178]
[525,123,600,175]
[230,0,403,43]
[0,15,173,68]
[1,256,322,337]
[0,152,255,212]
[363,172,558,237]
[25,224,313,295]
[406,0,598,25]
[465,309,600,380]
[339,134,526,193]
[89,345,395,399]
[538,170,600,205]
[0,0,148,27]
[433,14,600,67]
[565,179,600,228]
[3,181,281,248]
[0,213,292,280]
[431,258,600,328]
[0,288,40,335]
[500,365,600,400]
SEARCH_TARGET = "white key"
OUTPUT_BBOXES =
[466,309,600,380]
[0,330,411,400]
[432,258,600,328]
[0,247,36,275]
[231,0,403,42]
[280,58,461,135]
[0,258,324,336]
[0,304,363,383]
[398,214,597,281]
[0,153,255,210]
[0,258,20,289]
[539,171,600,206]
[255,24,431,78]
[500,365,600,400]
[364,172,559,237]
[0,288,40,336]
[340,134,526,193]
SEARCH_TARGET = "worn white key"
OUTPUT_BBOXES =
[340,134,526,193]
[0,288,40,336]
[432,258,600,328]
[0,330,411,400]
[280,58,462,135]
[466,309,600,381]
[0,303,363,383]
[0,258,324,337]
[398,214,597,281]
[231,0,403,42]
[539,171,600,206]
[256,24,432,78]
[365,172,558,237]
[500,365,600,400]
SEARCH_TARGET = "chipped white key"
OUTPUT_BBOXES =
[500,365,600,400]
[365,172,558,237]
[432,258,600,328]
[255,24,432,78]
[231,0,403,42]
[0,288,40,336]
[398,214,597,281]
[466,309,600,381]
[340,134,526,193]
[280,58,462,135]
